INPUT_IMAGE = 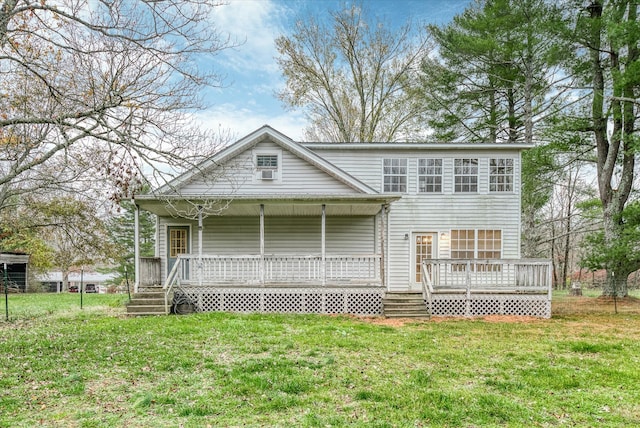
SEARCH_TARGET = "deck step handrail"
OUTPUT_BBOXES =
[163,255,183,314]
[420,263,433,317]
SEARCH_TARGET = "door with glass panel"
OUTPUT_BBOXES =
[167,226,190,279]
[413,233,436,289]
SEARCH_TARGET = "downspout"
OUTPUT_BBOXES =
[155,216,160,257]
[380,204,386,289]
[133,200,140,293]
[260,204,265,286]
[198,206,203,286]
[321,204,326,286]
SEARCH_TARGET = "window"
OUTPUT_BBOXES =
[451,230,476,260]
[451,229,502,271]
[490,158,514,192]
[383,158,407,192]
[418,158,442,193]
[478,230,502,259]
[454,158,478,192]
[256,154,278,169]
[169,228,188,258]
[255,153,280,181]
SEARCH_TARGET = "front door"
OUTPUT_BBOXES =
[413,233,436,289]
[167,226,190,278]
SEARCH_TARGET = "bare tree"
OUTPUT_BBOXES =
[0,0,234,213]
[275,3,430,142]
[35,196,117,291]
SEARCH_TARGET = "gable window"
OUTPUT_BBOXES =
[418,158,443,193]
[383,158,407,193]
[454,158,478,192]
[255,153,279,181]
[490,158,514,192]
[256,154,278,169]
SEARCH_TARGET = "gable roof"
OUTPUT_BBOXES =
[154,125,378,196]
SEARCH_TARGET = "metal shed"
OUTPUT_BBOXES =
[0,253,29,292]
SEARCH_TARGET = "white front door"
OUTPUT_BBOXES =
[412,233,436,289]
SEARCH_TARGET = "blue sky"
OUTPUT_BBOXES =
[198,0,471,141]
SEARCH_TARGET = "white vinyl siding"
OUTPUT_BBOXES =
[157,216,375,283]
[178,140,358,195]
[311,147,522,290]
[155,139,524,290]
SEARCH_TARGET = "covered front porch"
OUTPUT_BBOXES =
[134,194,398,315]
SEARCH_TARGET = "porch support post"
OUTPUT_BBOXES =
[133,201,140,293]
[198,207,203,286]
[260,204,265,286]
[380,204,387,289]
[321,204,326,287]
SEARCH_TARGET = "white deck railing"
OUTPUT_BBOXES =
[422,259,553,295]
[168,254,382,287]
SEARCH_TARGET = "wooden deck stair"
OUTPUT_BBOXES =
[383,291,430,318]
[126,286,167,316]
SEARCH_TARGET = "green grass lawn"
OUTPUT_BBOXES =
[1,292,639,427]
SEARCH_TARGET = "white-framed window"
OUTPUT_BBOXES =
[418,158,443,193]
[383,158,408,193]
[256,154,278,170]
[490,158,514,192]
[451,229,502,271]
[477,229,502,259]
[451,229,476,260]
[254,151,281,181]
[454,158,478,192]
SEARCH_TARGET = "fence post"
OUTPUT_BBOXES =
[4,263,8,321]
[466,260,471,316]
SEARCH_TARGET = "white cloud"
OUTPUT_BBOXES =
[196,103,307,142]
[202,1,309,139]
[213,0,289,76]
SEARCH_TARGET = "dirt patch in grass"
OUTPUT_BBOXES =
[348,314,543,327]
[347,295,640,327]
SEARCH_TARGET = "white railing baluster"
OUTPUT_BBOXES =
[421,259,551,294]
[168,254,382,285]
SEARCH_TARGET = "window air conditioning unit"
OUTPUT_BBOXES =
[261,169,275,180]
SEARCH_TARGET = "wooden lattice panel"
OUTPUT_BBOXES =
[430,293,550,318]
[176,287,385,315]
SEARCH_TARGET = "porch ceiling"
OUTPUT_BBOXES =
[134,194,400,217]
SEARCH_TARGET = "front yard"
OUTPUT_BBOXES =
[0,292,639,427]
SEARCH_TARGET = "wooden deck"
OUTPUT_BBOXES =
[143,256,552,317]
[421,259,553,318]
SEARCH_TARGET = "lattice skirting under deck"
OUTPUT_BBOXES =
[428,293,551,318]
[175,287,385,315]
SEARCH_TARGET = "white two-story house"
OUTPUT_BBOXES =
[133,126,551,317]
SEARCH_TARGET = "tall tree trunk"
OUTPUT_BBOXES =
[62,270,69,293]
[587,1,635,297]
